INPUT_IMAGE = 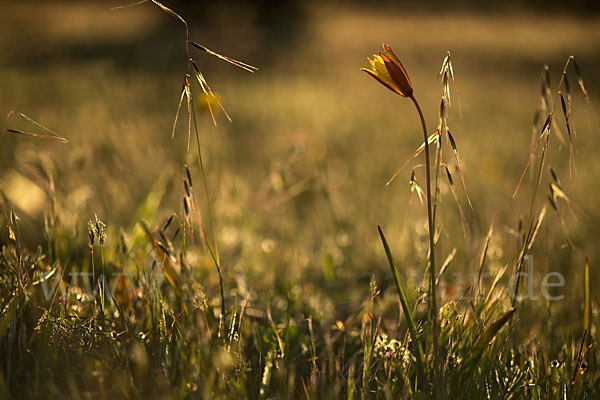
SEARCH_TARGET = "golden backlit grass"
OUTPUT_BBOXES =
[1,2,600,397]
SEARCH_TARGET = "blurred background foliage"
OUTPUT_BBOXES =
[1,0,600,335]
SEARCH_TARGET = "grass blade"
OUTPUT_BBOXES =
[378,225,426,383]
[436,247,456,287]
[461,307,516,374]
[571,330,587,386]
[584,258,591,338]
[476,224,493,301]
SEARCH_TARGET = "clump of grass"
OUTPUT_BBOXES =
[1,5,600,399]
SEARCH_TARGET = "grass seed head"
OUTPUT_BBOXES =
[87,220,96,247]
[94,214,106,246]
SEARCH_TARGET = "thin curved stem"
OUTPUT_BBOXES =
[410,95,438,337]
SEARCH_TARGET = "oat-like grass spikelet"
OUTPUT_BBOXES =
[190,60,231,126]
[189,41,258,73]
[438,52,454,107]
[444,166,469,237]
[447,130,472,209]
[409,170,425,204]
[559,91,576,176]
[513,113,553,198]
[5,111,68,143]
[140,221,182,296]
[547,171,575,248]
[386,131,438,186]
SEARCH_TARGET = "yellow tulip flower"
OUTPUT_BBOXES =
[362,44,413,98]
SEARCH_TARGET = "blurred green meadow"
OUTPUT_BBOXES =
[2,1,600,398]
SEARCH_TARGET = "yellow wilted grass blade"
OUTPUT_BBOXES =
[483,264,508,308]
[436,247,456,287]
[527,205,547,253]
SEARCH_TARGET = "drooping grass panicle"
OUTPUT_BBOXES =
[125,0,255,138]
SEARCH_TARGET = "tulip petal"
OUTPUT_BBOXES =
[361,68,403,96]
[381,55,412,97]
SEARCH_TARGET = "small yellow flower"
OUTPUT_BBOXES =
[362,44,413,98]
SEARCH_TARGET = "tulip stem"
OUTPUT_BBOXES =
[410,94,438,347]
